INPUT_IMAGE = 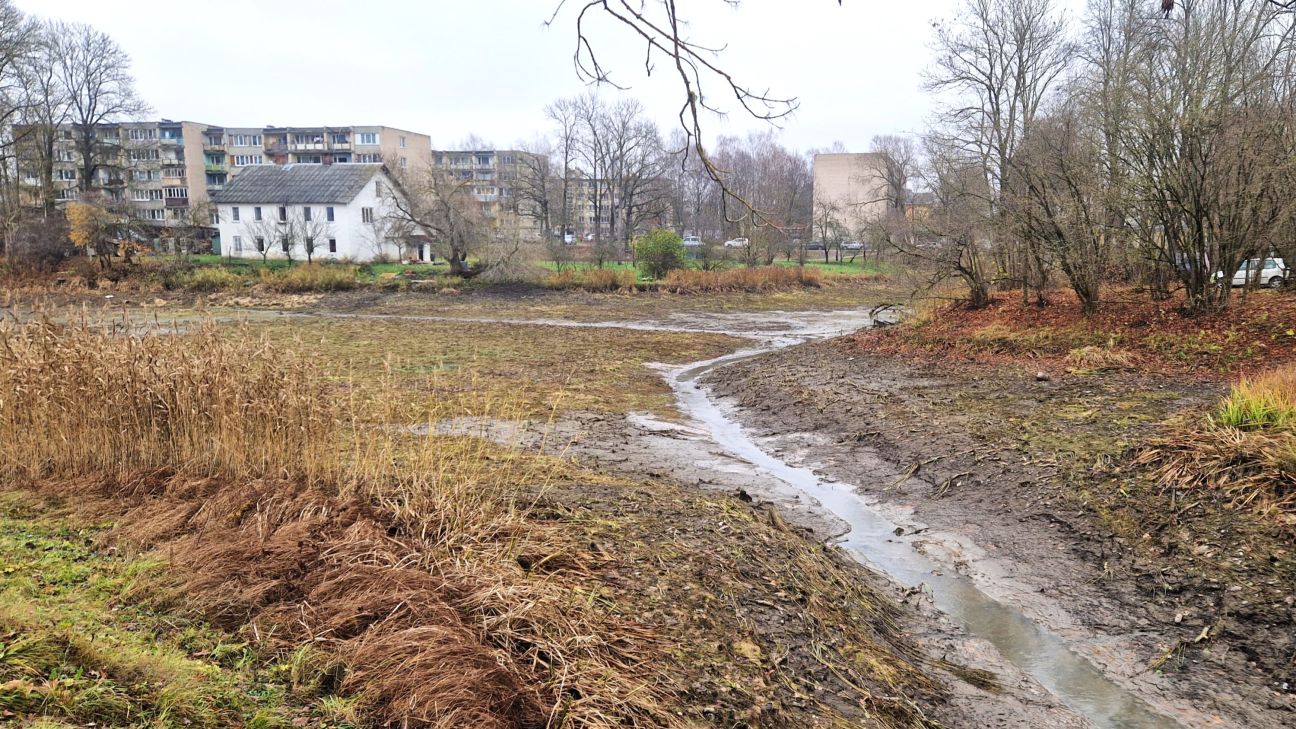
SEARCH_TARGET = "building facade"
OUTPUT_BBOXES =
[430,149,543,238]
[211,164,415,263]
[17,120,430,231]
[811,152,890,238]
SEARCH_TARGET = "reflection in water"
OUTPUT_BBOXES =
[673,350,1182,729]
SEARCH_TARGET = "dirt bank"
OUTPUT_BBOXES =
[705,338,1296,728]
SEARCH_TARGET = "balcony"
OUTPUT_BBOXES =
[204,163,227,173]
[164,197,189,208]
[203,143,226,152]
[290,142,327,151]
[331,142,351,150]
[162,168,186,179]
[159,136,183,145]
[265,143,288,155]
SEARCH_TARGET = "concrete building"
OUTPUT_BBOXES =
[16,121,430,233]
[211,164,415,263]
[811,153,890,238]
[430,149,542,238]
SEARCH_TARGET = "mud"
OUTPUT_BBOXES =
[705,340,1295,728]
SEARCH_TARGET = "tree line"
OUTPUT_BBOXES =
[883,0,1296,314]
[0,0,146,266]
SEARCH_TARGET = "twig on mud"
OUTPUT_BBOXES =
[936,473,973,498]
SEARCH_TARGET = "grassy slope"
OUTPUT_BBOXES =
[0,490,355,729]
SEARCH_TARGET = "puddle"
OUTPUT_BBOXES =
[668,343,1184,729]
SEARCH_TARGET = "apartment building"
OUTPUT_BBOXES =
[17,121,430,230]
[811,152,890,238]
[430,149,543,238]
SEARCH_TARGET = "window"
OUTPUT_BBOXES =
[232,206,240,222]
[326,207,335,222]
[328,238,337,254]
[476,154,491,166]
[132,189,162,201]
[305,236,314,251]
[399,136,407,148]
[399,157,407,170]
[254,206,262,221]
[278,206,287,222]
[129,149,160,161]
[232,134,262,147]
[361,207,374,223]
[232,235,243,252]
[334,155,350,163]
[255,236,265,252]
[163,187,188,199]
[233,155,263,166]
[55,188,78,200]
[295,154,322,164]
[133,169,160,182]
[142,208,165,221]
[356,153,381,163]
[358,132,379,145]
[280,237,290,253]
[294,133,323,145]
[331,133,349,144]
[304,207,312,222]
[128,128,156,141]
[55,169,76,181]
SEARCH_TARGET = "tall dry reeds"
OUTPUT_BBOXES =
[0,315,671,728]
[659,265,824,293]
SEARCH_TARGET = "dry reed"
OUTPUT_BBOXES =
[658,265,825,293]
[0,315,673,728]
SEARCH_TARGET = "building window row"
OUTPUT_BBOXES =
[358,132,379,145]
[234,155,264,166]
[231,134,262,147]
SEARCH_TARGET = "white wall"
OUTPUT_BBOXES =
[215,171,409,263]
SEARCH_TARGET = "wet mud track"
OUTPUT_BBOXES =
[704,337,1294,728]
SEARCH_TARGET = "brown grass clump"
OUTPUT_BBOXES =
[1065,344,1137,373]
[259,263,359,293]
[0,316,670,728]
[544,268,637,292]
[1136,365,1296,526]
[659,265,825,293]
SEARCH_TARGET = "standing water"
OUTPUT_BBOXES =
[667,328,1185,729]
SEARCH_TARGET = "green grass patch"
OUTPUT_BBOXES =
[0,491,357,728]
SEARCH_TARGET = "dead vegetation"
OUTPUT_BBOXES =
[658,265,831,293]
[0,315,953,728]
[1136,365,1296,525]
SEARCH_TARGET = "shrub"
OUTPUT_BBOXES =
[1217,366,1296,430]
[634,229,687,280]
[3,217,70,274]
[659,265,824,293]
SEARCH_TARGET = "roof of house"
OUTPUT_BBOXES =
[211,164,385,205]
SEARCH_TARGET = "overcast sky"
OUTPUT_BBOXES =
[17,0,974,153]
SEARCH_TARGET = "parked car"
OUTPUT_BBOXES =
[723,237,750,248]
[1218,257,1287,288]
[682,234,702,248]
[841,240,863,251]
[806,241,826,251]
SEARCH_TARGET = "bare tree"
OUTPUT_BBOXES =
[545,97,580,240]
[385,167,488,276]
[925,0,1072,305]
[14,23,71,218]
[49,21,148,193]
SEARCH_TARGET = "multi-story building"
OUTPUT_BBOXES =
[811,152,890,238]
[430,149,543,238]
[18,121,430,231]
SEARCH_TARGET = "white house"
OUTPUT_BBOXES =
[212,163,425,262]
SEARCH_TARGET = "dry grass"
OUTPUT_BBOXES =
[259,264,359,293]
[659,265,827,293]
[0,312,952,728]
[544,268,638,292]
[0,317,671,727]
[1065,344,1137,373]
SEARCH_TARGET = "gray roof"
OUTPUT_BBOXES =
[212,164,384,205]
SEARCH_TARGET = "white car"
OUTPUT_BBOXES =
[723,237,750,248]
[1220,257,1287,288]
[841,240,863,251]
[682,235,702,248]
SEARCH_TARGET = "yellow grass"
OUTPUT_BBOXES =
[659,265,825,293]
[1217,366,1296,430]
